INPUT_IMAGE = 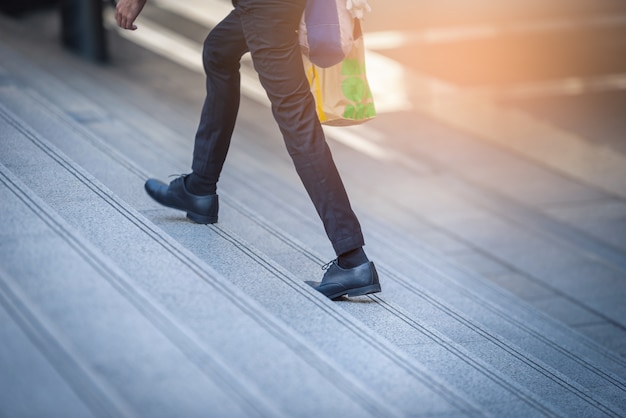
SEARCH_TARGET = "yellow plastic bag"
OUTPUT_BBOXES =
[302,21,376,126]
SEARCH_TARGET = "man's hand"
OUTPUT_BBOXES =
[346,0,371,19]
[115,0,147,30]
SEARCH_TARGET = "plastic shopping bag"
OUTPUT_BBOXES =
[299,0,355,68]
[303,20,376,126]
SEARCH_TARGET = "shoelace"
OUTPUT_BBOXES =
[321,259,337,270]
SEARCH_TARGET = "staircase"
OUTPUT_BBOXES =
[1,10,625,417]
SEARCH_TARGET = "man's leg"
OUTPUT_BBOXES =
[188,10,249,194]
[238,0,380,299]
[237,0,365,258]
[144,10,248,223]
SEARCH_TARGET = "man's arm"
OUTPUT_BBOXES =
[115,0,147,30]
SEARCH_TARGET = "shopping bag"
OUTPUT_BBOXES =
[299,0,355,68]
[303,20,376,126]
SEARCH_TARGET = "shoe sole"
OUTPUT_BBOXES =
[186,211,218,224]
[328,283,382,300]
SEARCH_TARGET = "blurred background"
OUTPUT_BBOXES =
[366,0,626,158]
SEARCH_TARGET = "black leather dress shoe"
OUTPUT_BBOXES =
[144,176,218,224]
[307,261,381,300]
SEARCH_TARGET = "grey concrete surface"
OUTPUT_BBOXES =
[0,165,256,418]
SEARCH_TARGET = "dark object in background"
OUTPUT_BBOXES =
[0,0,59,16]
[0,0,109,63]
[60,0,108,62]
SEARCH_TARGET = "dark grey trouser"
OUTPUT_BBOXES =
[191,0,364,256]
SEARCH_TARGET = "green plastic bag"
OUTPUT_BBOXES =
[303,21,376,126]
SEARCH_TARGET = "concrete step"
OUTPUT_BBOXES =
[0,78,485,417]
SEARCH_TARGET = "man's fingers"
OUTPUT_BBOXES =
[117,14,138,30]
[115,2,139,30]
